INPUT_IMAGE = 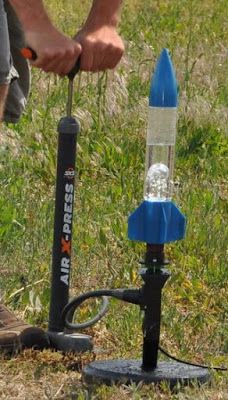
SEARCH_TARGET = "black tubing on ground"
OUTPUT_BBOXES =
[62,290,115,330]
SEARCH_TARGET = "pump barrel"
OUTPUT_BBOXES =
[48,116,79,332]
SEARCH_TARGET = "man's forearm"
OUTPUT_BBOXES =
[8,0,53,31]
[9,0,123,31]
[84,0,123,29]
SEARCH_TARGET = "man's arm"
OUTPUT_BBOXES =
[8,0,124,75]
[75,0,124,71]
[8,0,81,76]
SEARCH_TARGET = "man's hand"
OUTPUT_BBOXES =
[75,0,124,72]
[25,28,81,76]
[75,25,124,72]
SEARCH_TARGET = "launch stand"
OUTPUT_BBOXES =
[83,244,210,387]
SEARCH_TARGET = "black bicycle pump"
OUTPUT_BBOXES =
[45,66,92,352]
[21,48,109,353]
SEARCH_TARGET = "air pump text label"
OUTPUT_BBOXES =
[60,177,74,286]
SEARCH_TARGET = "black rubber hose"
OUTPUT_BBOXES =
[62,288,141,331]
[62,290,113,330]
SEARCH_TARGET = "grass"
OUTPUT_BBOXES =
[0,0,227,398]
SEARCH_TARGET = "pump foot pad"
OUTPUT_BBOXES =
[83,360,210,387]
[47,332,93,353]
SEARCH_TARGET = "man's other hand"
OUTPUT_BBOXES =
[75,25,124,72]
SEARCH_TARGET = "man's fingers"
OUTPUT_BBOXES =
[95,43,124,70]
[74,28,124,72]
[79,49,94,72]
[78,42,122,71]
[34,43,80,73]
[41,53,80,76]
[25,29,82,76]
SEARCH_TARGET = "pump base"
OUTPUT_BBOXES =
[83,359,210,387]
[47,331,93,353]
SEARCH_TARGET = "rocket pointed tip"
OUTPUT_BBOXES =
[160,48,170,58]
[158,48,172,66]
[149,48,178,108]
[157,48,173,73]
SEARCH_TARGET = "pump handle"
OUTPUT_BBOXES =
[21,47,80,80]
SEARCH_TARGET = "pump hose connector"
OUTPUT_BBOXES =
[62,288,141,331]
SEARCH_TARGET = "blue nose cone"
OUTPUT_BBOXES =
[149,48,178,107]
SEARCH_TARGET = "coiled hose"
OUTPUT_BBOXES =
[62,288,141,330]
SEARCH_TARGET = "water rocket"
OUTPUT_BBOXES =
[75,49,209,387]
[128,49,186,244]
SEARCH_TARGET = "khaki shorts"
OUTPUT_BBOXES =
[0,0,30,123]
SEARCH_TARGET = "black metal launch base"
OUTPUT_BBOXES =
[83,245,210,386]
[83,360,209,387]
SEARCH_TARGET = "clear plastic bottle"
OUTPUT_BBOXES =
[144,107,177,201]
